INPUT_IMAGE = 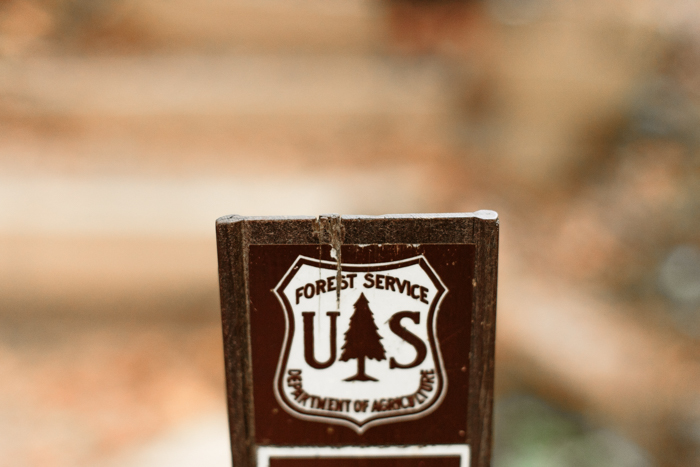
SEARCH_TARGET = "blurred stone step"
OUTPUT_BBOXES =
[0,54,454,170]
[0,168,437,237]
[57,0,384,53]
[134,0,382,53]
[0,55,448,117]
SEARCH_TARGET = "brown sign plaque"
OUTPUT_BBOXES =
[216,213,498,467]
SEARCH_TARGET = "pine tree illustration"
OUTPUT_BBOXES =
[339,293,386,381]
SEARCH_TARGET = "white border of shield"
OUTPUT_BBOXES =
[272,254,449,434]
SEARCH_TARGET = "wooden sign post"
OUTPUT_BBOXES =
[216,213,498,467]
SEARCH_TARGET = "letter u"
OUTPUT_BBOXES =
[302,311,339,369]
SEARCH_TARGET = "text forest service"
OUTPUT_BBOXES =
[215,213,499,467]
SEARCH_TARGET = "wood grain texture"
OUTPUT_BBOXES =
[216,213,498,467]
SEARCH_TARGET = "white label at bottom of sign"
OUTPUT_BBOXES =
[257,444,470,467]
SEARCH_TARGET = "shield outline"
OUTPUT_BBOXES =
[272,254,449,433]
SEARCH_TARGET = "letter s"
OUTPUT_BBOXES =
[388,311,427,369]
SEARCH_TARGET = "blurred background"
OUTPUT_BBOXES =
[0,0,699,465]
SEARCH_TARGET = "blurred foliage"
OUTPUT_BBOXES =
[494,395,652,467]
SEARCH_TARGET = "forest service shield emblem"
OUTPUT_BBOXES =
[273,255,448,433]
